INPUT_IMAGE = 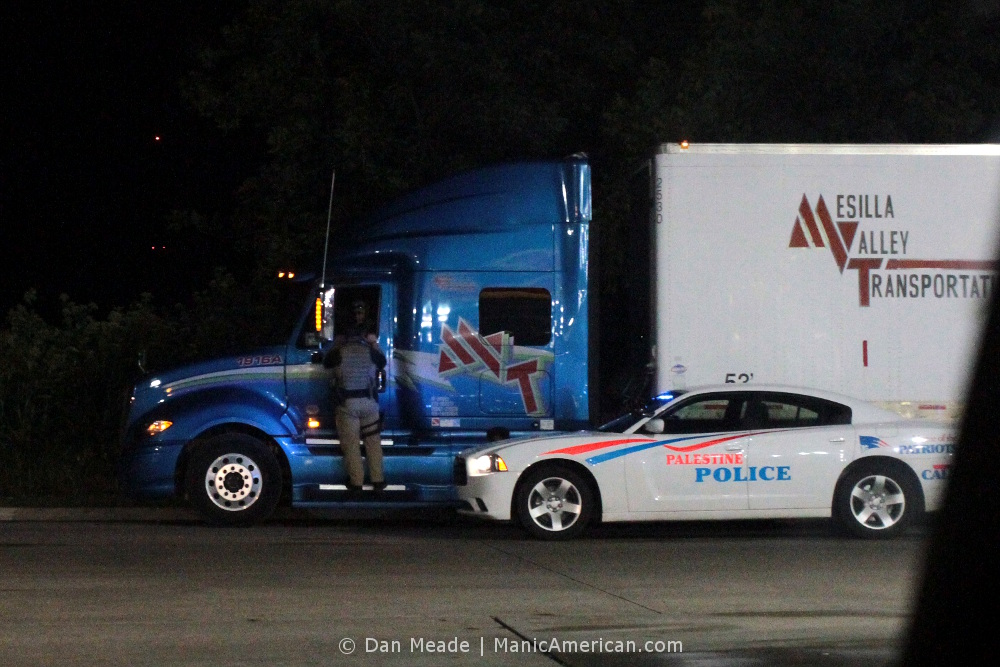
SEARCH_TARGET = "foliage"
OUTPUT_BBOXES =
[605,0,1000,154]
[0,294,168,502]
[182,0,701,273]
[0,275,289,504]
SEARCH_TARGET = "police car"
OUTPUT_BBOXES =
[456,385,955,539]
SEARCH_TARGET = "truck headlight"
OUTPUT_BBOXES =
[146,420,173,435]
[470,453,508,476]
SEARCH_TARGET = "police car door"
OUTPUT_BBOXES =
[745,392,854,510]
[625,392,750,513]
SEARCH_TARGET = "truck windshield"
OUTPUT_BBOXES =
[596,391,686,433]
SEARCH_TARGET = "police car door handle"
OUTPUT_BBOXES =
[724,444,743,451]
[829,437,846,442]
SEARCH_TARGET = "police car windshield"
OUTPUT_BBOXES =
[597,391,685,433]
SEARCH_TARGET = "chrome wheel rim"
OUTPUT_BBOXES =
[527,477,582,532]
[849,474,905,530]
[204,453,262,511]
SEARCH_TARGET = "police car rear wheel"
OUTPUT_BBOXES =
[515,465,594,540]
[834,462,920,539]
[186,434,282,526]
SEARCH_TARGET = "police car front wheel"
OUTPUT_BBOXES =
[515,464,596,540]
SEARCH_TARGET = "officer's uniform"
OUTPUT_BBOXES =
[325,331,387,489]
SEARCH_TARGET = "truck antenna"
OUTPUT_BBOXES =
[320,169,336,289]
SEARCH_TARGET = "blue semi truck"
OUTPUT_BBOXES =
[120,158,597,524]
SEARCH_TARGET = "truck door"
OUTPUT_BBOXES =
[625,392,750,513]
[744,393,854,510]
[476,286,553,419]
[407,274,556,429]
[285,281,417,487]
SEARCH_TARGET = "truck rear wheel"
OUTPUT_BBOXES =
[834,460,922,539]
[514,464,595,540]
[186,433,282,526]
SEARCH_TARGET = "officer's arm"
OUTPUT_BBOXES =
[370,346,387,370]
[322,347,342,369]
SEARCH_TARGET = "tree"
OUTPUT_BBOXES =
[606,0,1000,151]
[183,0,698,275]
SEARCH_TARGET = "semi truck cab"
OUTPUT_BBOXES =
[119,158,595,524]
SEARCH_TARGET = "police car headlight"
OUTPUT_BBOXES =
[470,453,508,476]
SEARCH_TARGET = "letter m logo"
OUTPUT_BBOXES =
[788,194,859,272]
[788,194,879,306]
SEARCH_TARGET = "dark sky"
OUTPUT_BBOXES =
[1,2,246,314]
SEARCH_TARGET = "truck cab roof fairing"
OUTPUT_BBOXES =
[352,160,591,243]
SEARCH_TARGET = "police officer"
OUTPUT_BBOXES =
[324,300,387,491]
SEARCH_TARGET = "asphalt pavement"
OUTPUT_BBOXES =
[1,514,922,666]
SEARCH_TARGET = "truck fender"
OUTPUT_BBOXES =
[138,385,296,444]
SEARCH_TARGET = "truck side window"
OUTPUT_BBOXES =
[298,285,381,348]
[330,285,381,337]
[479,288,551,345]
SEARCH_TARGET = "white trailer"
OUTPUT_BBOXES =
[651,143,1000,419]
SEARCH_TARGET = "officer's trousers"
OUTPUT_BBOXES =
[335,397,384,487]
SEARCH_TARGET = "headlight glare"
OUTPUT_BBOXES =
[470,453,508,476]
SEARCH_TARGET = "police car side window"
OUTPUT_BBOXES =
[825,402,852,425]
[761,393,852,427]
[654,395,742,433]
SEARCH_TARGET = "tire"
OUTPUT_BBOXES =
[514,464,595,540]
[185,433,282,526]
[834,460,922,539]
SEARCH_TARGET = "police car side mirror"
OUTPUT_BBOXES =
[643,418,665,434]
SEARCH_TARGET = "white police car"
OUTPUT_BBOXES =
[456,385,955,539]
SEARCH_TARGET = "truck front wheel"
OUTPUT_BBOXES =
[185,434,282,526]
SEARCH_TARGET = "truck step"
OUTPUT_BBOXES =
[318,484,407,491]
[299,484,422,503]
